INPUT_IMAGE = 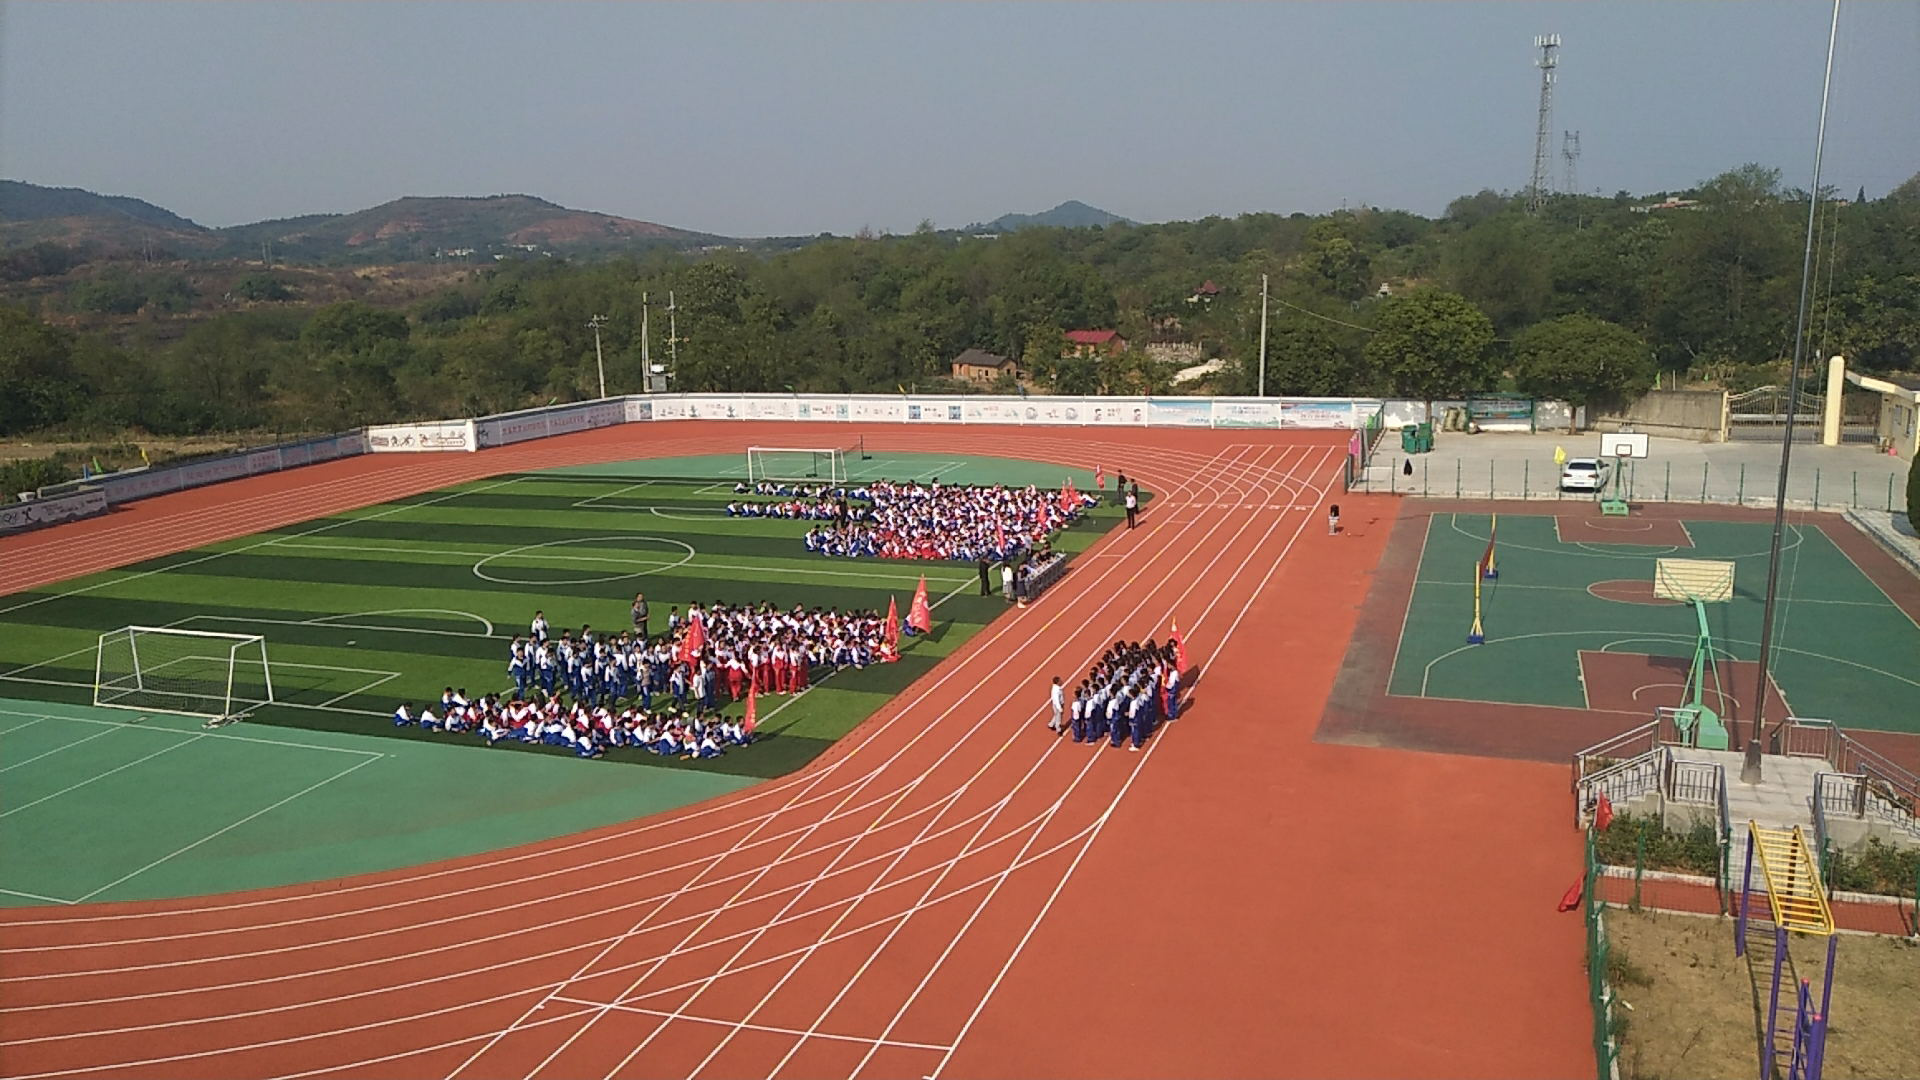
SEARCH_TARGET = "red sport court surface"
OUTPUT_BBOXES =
[0,424,1588,1079]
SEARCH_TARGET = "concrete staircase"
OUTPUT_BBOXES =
[1673,748,1823,833]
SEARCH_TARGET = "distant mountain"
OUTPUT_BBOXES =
[974,200,1135,232]
[0,182,724,262]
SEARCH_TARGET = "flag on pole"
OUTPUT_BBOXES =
[139,445,150,465]
[1095,464,1106,490]
[744,677,758,734]
[91,456,105,475]
[1594,793,1615,832]
[908,575,933,634]
[679,611,706,665]
[1557,879,1584,912]
[883,595,902,658]
[995,520,1007,554]
[1170,619,1189,674]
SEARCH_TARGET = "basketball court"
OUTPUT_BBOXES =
[1319,433,1920,768]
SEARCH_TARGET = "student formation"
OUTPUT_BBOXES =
[1059,639,1183,751]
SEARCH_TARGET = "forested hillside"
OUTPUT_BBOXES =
[2,165,1916,442]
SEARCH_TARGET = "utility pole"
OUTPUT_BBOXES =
[1257,273,1270,398]
[1527,34,1561,214]
[640,292,652,392]
[586,314,609,399]
[667,291,679,373]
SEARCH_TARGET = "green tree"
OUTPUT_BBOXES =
[1511,314,1655,429]
[233,273,293,302]
[0,306,81,435]
[1364,289,1496,407]
[1260,318,1369,396]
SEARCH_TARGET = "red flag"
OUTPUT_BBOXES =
[908,575,933,634]
[1095,464,1106,490]
[680,611,706,665]
[743,677,758,734]
[996,520,1007,553]
[1170,619,1189,674]
[1557,879,1584,912]
[1594,793,1614,832]
[1059,486,1072,514]
[884,595,902,660]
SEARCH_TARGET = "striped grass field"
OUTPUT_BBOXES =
[0,452,1121,781]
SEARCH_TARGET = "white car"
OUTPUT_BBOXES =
[1560,458,1612,492]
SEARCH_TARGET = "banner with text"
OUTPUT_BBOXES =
[0,489,110,535]
[368,420,477,453]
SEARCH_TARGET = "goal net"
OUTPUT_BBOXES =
[746,446,850,485]
[94,627,274,721]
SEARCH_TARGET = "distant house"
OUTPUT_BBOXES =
[951,348,1022,383]
[1063,330,1129,358]
[1631,197,1702,214]
[1187,280,1222,304]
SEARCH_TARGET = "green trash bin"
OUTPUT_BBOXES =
[1416,421,1434,452]
[1401,424,1420,453]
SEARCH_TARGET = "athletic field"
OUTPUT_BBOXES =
[0,449,1124,904]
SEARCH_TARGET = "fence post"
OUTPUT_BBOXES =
[1665,461,1672,502]
[1423,458,1429,497]
[1524,459,1530,500]
[1890,474,1897,513]
[1490,459,1496,498]
[1701,461,1710,503]
[1632,825,1646,912]
[1851,472,1858,510]
[1389,457,1397,494]
[1737,463,1745,506]
[1813,468,1821,511]
[1456,458,1462,499]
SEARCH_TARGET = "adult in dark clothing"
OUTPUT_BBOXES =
[978,557,992,596]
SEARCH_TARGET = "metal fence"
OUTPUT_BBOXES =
[1350,454,1908,513]
[1581,828,1623,1080]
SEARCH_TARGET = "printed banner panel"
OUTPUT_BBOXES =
[0,490,110,534]
[794,397,850,421]
[903,399,965,423]
[1211,401,1281,428]
[1280,400,1358,429]
[624,398,655,423]
[1085,399,1150,426]
[366,420,476,453]
[1147,398,1214,427]
[847,398,905,423]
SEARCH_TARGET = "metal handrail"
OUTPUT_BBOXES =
[1575,746,1668,828]
[1572,722,1659,781]
[1811,773,1835,900]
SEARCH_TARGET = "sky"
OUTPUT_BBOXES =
[1,2,1915,237]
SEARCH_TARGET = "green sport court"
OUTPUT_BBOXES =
[1386,510,1920,737]
[0,450,1128,906]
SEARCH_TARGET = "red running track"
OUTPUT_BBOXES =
[0,424,1590,1079]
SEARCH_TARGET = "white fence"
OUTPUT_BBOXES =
[0,489,109,536]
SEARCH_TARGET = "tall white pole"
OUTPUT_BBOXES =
[1257,273,1270,398]
[587,314,608,399]
[668,291,679,371]
[641,292,651,392]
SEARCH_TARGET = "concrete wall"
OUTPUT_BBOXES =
[1878,394,1919,461]
[1594,390,1729,442]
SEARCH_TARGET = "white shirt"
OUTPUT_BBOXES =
[1050,683,1064,710]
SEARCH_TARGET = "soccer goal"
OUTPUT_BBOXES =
[93,627,274,723]
[746,446,851,484]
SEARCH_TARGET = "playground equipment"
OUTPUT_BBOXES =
[1598,432,1649,515]
[1653,558,1736,750]
[1466,514,1498,644]
[1735,822,1837,1080]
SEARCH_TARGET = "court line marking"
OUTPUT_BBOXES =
[0,707,383,759]
[0,724,124,774]
[0,887,76,906]
[69,754,384,905]
[310,609,498,637]
[547,995,952,1052]
[0,717,48,737]
[1381,513,1438,697]
[0,736,205,820]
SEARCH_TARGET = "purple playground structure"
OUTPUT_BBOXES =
[1733,824,1837,1080]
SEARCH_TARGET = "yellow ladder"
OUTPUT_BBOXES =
[1749,824,1834,937]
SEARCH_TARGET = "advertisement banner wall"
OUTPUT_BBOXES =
[1147,398,1214,427]
[367,420,477,453]
[0,489,110,535]
[1211,401,1281,428]
[1280,399,1358,429]
[795,397,851,421]
[624,398,655,423]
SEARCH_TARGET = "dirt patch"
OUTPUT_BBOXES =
[1607,909,1920,1080]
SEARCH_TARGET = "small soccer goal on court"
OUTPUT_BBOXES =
[93,626,275,724]
[744,438,868,485]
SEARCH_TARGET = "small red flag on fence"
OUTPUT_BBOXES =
[1595,793,1614,832]
[1557,879,1584,912]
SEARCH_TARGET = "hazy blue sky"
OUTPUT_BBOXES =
[2,2,1914,236]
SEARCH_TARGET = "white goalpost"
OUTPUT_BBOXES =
[745,445,852,485]
[94,626,274,723]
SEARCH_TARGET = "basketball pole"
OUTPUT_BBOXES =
[1752,0,1839,754]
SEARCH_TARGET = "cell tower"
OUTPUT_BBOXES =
[1527,34,1561,213]
[1561,130,1581,195]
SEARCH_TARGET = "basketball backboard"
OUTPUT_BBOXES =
[1599,432,1650,459]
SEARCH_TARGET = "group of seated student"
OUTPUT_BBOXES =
[393,691,751,760]
[783,479,1098,563]
[391,598,904,761]
[1067,638,1183,752]
[726,497,871,522]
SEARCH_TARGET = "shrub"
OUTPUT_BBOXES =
[1824,837,1920,898]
